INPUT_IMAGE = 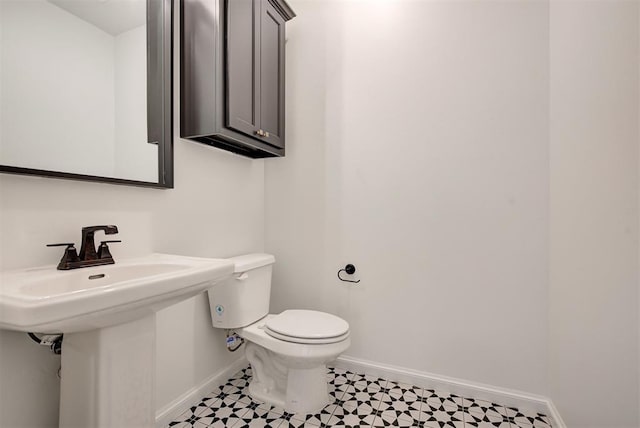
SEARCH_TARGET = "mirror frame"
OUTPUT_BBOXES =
[0,0,174,189]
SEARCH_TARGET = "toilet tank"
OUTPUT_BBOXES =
[207,253,275,329]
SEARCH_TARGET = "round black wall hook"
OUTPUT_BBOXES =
[337,264,360,283]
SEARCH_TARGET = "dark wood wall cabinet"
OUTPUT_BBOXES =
[181,0,295,158]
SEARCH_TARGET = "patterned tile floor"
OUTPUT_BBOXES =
[168,366,553,428]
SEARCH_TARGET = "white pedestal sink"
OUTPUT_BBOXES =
[0,254,234,428]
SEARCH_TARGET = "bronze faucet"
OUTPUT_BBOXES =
[47,225,121,270]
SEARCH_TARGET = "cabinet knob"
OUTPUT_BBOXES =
[264,131,270,138]
[256,129,264,137]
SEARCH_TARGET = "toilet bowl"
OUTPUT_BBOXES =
[207,254,351,414]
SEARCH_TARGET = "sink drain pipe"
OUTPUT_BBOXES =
[27,332,63,355]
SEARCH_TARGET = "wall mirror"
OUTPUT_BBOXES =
[0,0,173,188]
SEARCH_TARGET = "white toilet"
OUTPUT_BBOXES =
[207,254,351,414]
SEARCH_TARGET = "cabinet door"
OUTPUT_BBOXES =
[226,0,261,138]
[259,0,285,148]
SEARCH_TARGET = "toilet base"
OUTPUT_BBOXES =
[285,366,330,413]
[245,342,331,414]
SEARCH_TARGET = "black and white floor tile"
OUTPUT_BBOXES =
[167,366,553,428]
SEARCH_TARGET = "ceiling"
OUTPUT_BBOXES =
[48,0,146,36]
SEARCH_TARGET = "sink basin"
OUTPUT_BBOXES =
[0,253,234,333]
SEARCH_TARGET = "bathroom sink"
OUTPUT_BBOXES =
[1,253,234,427]
[0,254,234,333]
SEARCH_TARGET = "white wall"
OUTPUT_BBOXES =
[0,0,116,177]
[549,1,640,427]
[267,1,640,426]
[267,0,550,395]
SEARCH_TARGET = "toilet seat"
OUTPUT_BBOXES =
[264,310,350,344]
[265,329,350,344]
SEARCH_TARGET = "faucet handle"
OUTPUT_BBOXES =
[97,240,121,260]
[47,243,80,270]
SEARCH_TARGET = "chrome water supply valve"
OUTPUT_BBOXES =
[226,331,244,352]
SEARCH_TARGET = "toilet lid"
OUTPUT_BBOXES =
[265,310,350,341]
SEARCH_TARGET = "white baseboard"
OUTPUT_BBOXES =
[332,355,566,428]
[155,357,248,428]
[544,399,567,428]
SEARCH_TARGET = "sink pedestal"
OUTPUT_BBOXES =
[59,314,156,428]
